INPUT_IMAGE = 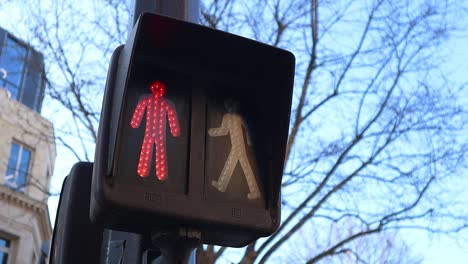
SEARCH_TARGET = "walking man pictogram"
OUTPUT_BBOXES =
[209,100,261,199]
[130,80,180,181]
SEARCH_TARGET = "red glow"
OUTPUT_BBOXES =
[130,81,180,181]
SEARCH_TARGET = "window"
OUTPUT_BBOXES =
[0,32,45,112]
[0,237,11,264]
[4,143,32,192]
[0,36,27,101]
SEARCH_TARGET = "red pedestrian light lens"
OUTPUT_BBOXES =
[130,81,180,181]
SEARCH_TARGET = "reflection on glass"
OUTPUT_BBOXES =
[22,70,41,110]
[0,36,27,100]
[0,238,9,247]
[4,143,31,192]
[0,237,10,264]
[0,252,8,264]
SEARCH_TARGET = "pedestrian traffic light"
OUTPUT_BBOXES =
[91,13,295,247]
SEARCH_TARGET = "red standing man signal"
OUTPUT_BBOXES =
[130,81,180,181]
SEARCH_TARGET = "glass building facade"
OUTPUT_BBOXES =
[0,27,45,113]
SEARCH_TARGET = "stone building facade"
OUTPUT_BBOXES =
[0,26,55,264]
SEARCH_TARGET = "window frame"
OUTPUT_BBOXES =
[4,141,33,192]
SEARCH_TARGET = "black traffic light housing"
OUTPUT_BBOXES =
[50,163,103,264]
[91,13,295,247]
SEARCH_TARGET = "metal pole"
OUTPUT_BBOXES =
[150,228,201,264]
[131,0,200,26]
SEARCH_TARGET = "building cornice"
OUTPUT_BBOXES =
[0,185,52,238]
